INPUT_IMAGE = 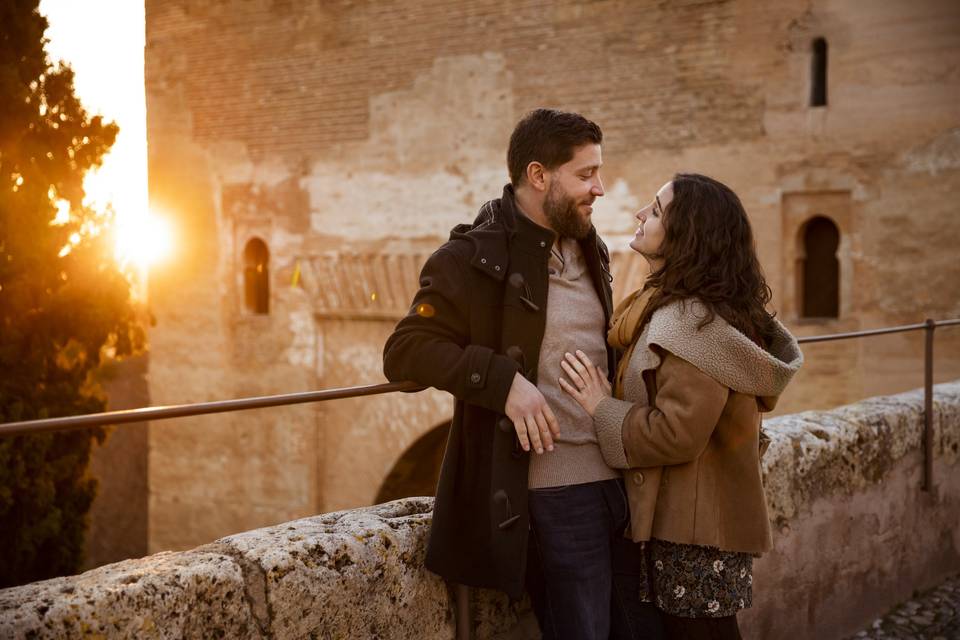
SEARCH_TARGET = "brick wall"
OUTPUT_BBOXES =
[146,0,779,158]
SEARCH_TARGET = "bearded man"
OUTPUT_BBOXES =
[383,108,664,639]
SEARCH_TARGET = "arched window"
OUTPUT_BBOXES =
[800,216,839,318]
[811,37,828,107]
[375,420,450,504]
[243,238,270,314]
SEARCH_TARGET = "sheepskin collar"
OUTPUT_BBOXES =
[631,299,803,402]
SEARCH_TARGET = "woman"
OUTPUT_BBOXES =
[558,173,802,639]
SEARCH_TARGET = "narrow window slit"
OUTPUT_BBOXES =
[811,37,828,107]
[244,237,270,314]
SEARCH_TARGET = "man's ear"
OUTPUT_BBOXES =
[525,162,548,192]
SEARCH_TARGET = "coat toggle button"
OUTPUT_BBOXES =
[493,490,521,530]
[520,296,540,312]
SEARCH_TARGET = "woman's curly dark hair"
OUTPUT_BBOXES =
[639,173,777,346]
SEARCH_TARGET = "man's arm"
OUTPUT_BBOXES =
[383,246,559,453]
[383,246,520,413]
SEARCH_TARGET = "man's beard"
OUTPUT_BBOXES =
[544,181,592,239]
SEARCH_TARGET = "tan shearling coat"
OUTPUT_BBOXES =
[594,299,802,554]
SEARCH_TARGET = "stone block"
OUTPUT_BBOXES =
[208,497,452,638]
[0,551,256,639]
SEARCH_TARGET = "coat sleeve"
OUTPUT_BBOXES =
[382,246,521,414]
[593,351,729,468]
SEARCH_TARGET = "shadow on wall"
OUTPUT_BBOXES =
[375,421,450,504]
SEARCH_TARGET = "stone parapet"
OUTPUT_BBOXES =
[762,380,960,523]
[0,499,525,639]
[746,380,960,639]
[2,381,959,639]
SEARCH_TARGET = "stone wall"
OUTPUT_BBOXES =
[3,381,959,639]
[744,382,960,638]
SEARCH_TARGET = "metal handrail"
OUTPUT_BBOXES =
[796,318,960,344]
[1,318,957,438]
[0,381,424,437]
[795,317,960,491]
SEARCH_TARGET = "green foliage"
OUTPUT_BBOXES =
[0,0,144,587]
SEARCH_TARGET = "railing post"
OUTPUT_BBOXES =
[456,583,472,640]
[923,318,935,493]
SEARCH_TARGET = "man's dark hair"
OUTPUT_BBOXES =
[507,108,603,186]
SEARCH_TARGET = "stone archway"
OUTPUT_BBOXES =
[374,421,450,504]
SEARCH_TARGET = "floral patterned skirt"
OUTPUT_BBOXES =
[643,539,754,618]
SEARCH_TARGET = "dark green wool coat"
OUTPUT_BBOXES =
[382,184,616,598]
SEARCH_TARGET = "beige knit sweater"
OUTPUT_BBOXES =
[528,238,620,489]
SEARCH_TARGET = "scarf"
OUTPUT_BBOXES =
[607,284,657,398]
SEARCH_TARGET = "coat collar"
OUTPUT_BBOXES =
[645,299,803,401]
[451,184,556,281]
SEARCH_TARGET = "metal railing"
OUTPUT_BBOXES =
[2,318,959,490]
[0,317,957,640]
[2,318,956,442]
[796,318,960,492]
[0,381,424,437]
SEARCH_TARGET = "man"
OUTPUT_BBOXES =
[383,109,662,639]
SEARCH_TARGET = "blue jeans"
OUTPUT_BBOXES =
[528,478,665,640]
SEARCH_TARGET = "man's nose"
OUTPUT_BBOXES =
[592,176,604,197]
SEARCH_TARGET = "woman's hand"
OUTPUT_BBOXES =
[558,350,612,417]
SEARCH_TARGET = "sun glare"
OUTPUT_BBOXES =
[41,0,156,278]
[52,199,70,225]
[115,212,173,269]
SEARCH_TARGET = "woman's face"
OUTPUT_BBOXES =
[629,181,673,264]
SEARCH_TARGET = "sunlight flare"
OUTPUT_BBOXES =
[114,211,173,269]
[52,199,70,225]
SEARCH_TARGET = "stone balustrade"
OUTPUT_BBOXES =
[2,381,959,639]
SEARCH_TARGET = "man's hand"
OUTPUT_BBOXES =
[504,372,560,454]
